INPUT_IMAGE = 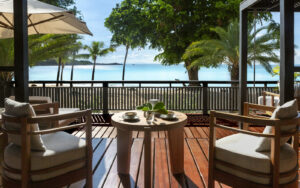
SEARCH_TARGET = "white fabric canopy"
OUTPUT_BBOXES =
[0,0,92,38]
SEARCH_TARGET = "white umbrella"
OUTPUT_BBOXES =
[0,0,92,38]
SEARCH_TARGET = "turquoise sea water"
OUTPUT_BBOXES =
[29,64,279,82]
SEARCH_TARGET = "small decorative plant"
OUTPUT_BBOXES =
[136,102,168,114]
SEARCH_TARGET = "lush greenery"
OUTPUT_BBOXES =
[183,19,280,82]
[0,34,82,82]
[105,0,150,82]
[0,0,83,83]
[105,0,245,83]
[272,66,300,80]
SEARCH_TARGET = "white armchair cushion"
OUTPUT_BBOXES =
[4,131,86,181]
[256,99,298,151]
[258,96,280,107]
[215,133,297,185]
[4,98,46,151]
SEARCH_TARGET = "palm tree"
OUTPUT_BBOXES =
[183,19,280,83]
[81,41,115,86]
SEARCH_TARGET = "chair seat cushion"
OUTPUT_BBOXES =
[215,133,297,185]
[4,131,86,181]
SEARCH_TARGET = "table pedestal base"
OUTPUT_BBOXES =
[117,127,184,188]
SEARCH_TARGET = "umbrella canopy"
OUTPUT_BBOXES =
[0,0,92,38]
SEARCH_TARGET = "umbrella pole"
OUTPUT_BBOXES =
[13,0,29,102]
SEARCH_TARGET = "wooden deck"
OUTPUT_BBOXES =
[68,126,300,188]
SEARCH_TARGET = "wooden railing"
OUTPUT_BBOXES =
[1,80,278,114]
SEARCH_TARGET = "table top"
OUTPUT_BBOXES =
[111,110,187,131]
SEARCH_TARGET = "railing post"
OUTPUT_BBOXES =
[103,82,109,116]
[203,83,208,115]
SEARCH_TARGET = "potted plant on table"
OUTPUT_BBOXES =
[137,102,168,123]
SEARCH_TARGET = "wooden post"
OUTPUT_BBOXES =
[85,110,93,188]
[13,0,29,102]
[102,82,109,116]
[280,0,295,104]
[208,111,216,188]
[238,9,248,116]
[203,82,208,115]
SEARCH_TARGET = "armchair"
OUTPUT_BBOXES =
[208,102,299,188]
[0,99,93,188]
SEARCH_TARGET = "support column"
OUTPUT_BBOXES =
[238,9,248,116]
[14,0,29,102]
[280,0,294,104]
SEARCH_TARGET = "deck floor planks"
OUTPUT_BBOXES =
[183,139,206,188]
[65,126,300,188]
[154,139,170,187]
[93,139,117,187]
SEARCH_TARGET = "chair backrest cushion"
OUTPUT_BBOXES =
[4,98,46,151]
[256,99,298,152]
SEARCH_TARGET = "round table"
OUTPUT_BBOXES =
[111,110,187,188]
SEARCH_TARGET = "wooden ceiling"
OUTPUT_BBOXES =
[241,0,300,12]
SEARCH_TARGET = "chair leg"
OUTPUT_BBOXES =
[86,167,93,188]
[208,167,215,188]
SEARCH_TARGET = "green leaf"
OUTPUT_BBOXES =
[137,103,152,111]
[145,103,152,110]
[153,102,164,110]
[156,108,168,114]
[136,105,144,110]
[142,106,150,111]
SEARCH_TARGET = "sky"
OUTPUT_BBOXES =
[75,0,300,65]
[75,0,160,64]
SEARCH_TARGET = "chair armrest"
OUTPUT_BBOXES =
[27,110,89,124]
[244,102,276,115]
[263,91,280,97]
[210,111,299,137]
[32,102,59,114]
[31,123,86,135]
[29,110,92,135]
[211,110,276,127]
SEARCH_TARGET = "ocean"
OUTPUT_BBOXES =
[29,63,279,82]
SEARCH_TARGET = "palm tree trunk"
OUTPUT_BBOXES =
[230,64,239,87]
[122,45,129,87]
[185,61,199,86]
[56,57,61,87]
[70,63,74,87]
[91,58,96,87]
[60,63,64,86]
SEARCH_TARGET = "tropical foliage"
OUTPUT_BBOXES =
[105,0,247,83]
[183,19,280,81]
[272,66,300,80]
[105,0,150,82]
[0,34,82,82]
[80,41,115,86]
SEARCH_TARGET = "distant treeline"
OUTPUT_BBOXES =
[35,59,122,66]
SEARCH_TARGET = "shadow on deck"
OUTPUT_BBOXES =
[68,114,300,188]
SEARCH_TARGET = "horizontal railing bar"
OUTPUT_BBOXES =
[10,80,279,84]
